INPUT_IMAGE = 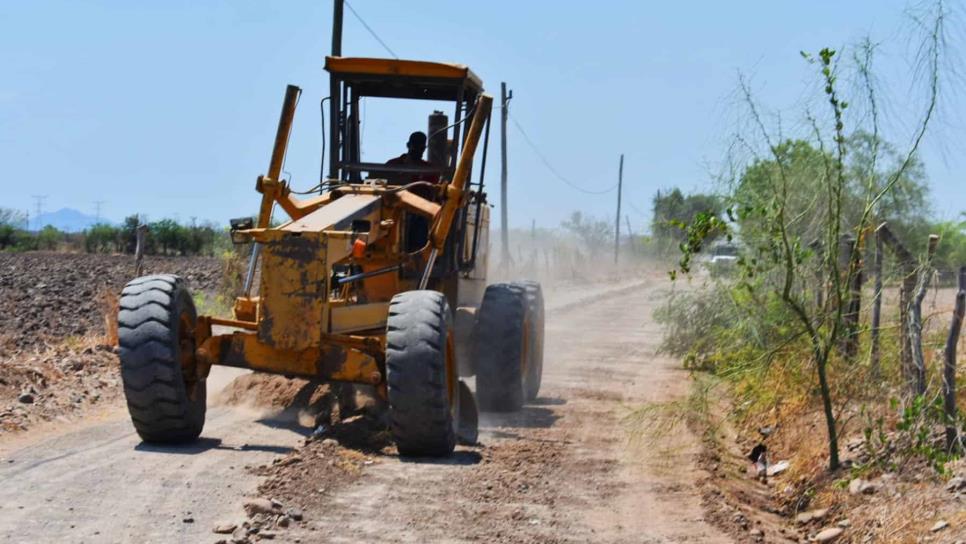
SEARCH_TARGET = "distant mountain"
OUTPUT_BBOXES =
[32,208,109,232]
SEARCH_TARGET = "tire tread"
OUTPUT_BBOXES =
[117,274,205,443]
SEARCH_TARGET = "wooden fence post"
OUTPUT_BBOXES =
[944,266,965,451]
[870,227,884,377]
[134,223,148,277]
[841,234,863,362]
[877,223,917,393]
[910,234,939,396]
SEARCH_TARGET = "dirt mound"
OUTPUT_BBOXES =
[217,373,335,423]
[0,336,122,434]
[0,252,221,351]
[218,438,375,542]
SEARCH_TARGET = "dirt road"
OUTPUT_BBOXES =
[0,368,308,543]
[0,280,729,543]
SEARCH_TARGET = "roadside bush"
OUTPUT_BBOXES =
[36,225,63,250]
[80,216,226,256]
[0,224,15,249]
[85,223,121,253]
[9,229,38,251]
[0,208,31,251]
[651,189,724,254]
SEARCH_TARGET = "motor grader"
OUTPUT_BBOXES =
[117,56,544,456]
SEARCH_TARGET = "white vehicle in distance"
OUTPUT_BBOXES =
[704,241,739,272]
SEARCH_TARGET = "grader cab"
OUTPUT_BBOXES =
[117,56,545,456]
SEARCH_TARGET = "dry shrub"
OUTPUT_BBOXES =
[219,247,248,301]
[99,288,119,347]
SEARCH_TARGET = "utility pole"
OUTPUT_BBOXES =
[500,82,513,273]
[331,0,343,56]
[328,0,344,180]
[614,154,623,265]
[30,195,48,231]
[93,200,106,223]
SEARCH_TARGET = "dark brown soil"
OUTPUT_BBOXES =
[0,252,221,351]
[0,252,223,436]
[693,392,966,543]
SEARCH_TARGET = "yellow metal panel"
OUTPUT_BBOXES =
[281,193,380,232]
[233,296,259,322]
[325,231,355,265]
[206,332,382,384]
[258,232,328,350]
[393,189,440,218]
[325,57,482,89]
[329,302,390,334]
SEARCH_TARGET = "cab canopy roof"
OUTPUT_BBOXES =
[325,56,483,101]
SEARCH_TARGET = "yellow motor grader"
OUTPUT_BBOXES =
[117,57,544,456]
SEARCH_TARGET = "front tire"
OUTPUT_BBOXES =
[118,274,206,443]
[386,291,459,457]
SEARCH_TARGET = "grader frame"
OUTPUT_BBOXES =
[195,73,490,388]
[118,56,543,456]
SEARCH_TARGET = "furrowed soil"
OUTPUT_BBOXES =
[0,252,221,350]
[0,264,732,543]
[0,252,221,434]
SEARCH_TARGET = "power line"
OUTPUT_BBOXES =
[93,200,106,223]
[344,0,398,59]
[30,195,48,230]
[509,115,618,195]
[627,200,649,218]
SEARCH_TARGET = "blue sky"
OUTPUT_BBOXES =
[1,0,963,232]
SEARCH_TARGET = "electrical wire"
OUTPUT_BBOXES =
[627,200,649,218]
[289,180,340,195]
[429,103,477,142]
[344,0,399,59]
[509,114,618,195]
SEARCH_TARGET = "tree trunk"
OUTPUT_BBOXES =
[814,344,840,470]
[944,266,965,452]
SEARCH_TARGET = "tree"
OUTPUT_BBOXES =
[85,223,120,253]
[845,130,931,242]
[560,211,611,257]
[120,215,141,254]
[733,140,829,250]
[36,225,61,251]
[0,208,27,228]
[651,189,723,252]
[150,219,183,255]
[675,6,946,471]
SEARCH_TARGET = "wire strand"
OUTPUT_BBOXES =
[344,0,399,59]
[627,200,649,218]
[509,114,618,195]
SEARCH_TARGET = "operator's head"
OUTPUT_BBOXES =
[406,131,427,160]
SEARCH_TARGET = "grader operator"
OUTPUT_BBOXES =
[116,57,545,456]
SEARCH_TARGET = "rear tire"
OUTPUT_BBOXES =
[118,274,206,443]
[474,283,528,412]
[516,281,545,401]
[386,290,458,457]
